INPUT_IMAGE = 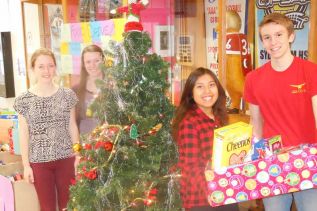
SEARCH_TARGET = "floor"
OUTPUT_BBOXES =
[238,199,298,211]
[238,200,263,211]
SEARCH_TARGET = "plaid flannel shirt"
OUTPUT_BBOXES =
[177,107,219,209]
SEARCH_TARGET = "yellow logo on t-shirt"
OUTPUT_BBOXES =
[290,83,306,94]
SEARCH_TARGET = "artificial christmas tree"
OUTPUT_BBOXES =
[67,29,181,211]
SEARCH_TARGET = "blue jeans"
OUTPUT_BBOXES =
[263,188,317,211]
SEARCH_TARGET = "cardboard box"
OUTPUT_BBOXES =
[0,152,21,164]
[0,162,23,176]
[0,150,40,211]
[212,122,252,169]
[13,180,40,211]
[205,144,317,207]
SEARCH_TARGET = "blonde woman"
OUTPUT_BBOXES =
[14,48,80,211]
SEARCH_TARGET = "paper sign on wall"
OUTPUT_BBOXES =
[255,1,310,67]
[60,19,125,75]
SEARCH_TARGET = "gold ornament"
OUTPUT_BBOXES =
[153,123,163,132]
[73,143,82,153]
[104,53,114,67]
[86,108,93,117]
[105,59,113,67]
[148,123,163,135]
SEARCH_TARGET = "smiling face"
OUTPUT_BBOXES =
[32,55,56,84]
[260,22,295,61]
[83,51,103,78]
[192,73,218,115]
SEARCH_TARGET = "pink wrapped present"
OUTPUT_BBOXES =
[205,144,317,207]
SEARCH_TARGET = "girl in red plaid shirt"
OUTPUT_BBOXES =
[172,68,239,211]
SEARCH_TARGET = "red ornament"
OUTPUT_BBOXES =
[95,140,105,149]
[149,188,158,195]
[84,169,97,180]
[104,141,114,151]
[84,143,92,150]
[70,178,76,185]
[143,199,153,206]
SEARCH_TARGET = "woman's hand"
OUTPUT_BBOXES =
[74,155,81,175]
[23,166,34,183]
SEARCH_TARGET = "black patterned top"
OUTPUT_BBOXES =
[13,87,78,163]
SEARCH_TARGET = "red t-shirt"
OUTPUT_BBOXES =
[244,57,317,147]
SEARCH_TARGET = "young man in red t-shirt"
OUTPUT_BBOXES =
[244,13,317,211]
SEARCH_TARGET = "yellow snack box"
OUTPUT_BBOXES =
[212,122,252,170]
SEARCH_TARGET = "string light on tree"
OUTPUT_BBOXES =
[67,1,180,209]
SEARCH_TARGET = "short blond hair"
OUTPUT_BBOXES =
[259,13,294,41]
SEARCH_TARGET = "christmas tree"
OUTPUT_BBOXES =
[67,30,181,211]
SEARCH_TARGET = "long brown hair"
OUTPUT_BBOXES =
[76,44,104,123]
[171,67,228,140]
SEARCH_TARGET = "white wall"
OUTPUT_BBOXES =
[0,0,27,109]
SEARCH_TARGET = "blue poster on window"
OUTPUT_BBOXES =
[255,1,310,67]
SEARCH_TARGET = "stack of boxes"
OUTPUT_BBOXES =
[0,110,40,211]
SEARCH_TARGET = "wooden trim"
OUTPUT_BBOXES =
[21,0,61,3]
[20,0,39,3]
[218,0,226,86]
[309,1,317,63]
[247,0,255,69]
[21,1,30,88]
[61,0,68,22]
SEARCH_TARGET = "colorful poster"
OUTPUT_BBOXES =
[46,4,63,72]
[204,0,219,75]
[255,1,310,67]
[204,0,248,76]
[60,19,125,75]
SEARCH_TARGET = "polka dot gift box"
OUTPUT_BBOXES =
[205,145,317,207]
